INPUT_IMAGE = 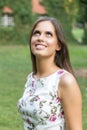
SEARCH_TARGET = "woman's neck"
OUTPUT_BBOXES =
[35,58,59,78]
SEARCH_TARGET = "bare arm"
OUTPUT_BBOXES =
[58,73,82,130]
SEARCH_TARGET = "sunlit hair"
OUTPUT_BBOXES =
[29,16,73,74]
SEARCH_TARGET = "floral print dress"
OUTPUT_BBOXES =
[18,70,66,130]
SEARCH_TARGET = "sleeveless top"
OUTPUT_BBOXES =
[18,70,66,130]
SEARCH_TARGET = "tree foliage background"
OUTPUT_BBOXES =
[42,0,87,44]
[0,0,32,24]
[0,0,87,45]
[78,0,87,44]
[42,0,79,42]
[0,0,32,44]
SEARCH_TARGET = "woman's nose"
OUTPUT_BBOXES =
[37,34,44,41]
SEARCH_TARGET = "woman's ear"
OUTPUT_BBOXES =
[56,43,61,51]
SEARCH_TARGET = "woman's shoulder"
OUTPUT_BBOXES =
[59,70,77,88]
[24,72,33,89]
[26,72,33,80]
[61,70,75,83]
[58,70,81,99]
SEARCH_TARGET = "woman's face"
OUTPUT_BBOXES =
[31,21,60,59]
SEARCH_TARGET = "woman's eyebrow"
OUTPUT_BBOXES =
[33,30,40,34]
[45,31,53,35]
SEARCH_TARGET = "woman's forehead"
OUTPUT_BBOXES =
[34,21,55,32]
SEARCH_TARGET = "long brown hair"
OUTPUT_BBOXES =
[29,16,73,74]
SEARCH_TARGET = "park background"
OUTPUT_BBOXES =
[0,0,87,130]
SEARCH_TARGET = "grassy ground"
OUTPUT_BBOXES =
[69,44,87,68]
[0,45,31,130]
[0,44,87,130]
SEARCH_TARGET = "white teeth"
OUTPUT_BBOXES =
[35,44,46,49]
[36,44,44,46]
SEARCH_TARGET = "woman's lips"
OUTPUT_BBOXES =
[35,44,47,50]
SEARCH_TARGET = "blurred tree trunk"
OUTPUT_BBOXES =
[79,0,87,44]
[82,9,87,44]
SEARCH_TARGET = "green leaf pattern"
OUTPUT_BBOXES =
[18,70,66,130]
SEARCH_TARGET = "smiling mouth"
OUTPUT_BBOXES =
[35,44,47,49]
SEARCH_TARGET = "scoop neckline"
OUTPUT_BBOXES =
[32,69,64,80]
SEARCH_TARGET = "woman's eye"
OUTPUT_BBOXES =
[33,31,40,36]
[46,32,52,37]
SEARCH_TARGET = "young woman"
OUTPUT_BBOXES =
[18,16,82,130]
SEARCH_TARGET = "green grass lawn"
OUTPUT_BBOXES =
[69,44,87,68]
[0,45,87,130]
[0,45,31,130]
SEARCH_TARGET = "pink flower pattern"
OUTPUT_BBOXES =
[49,115,57,121]
[18,70,66,130]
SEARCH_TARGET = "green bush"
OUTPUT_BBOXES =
[0,25,30,45]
